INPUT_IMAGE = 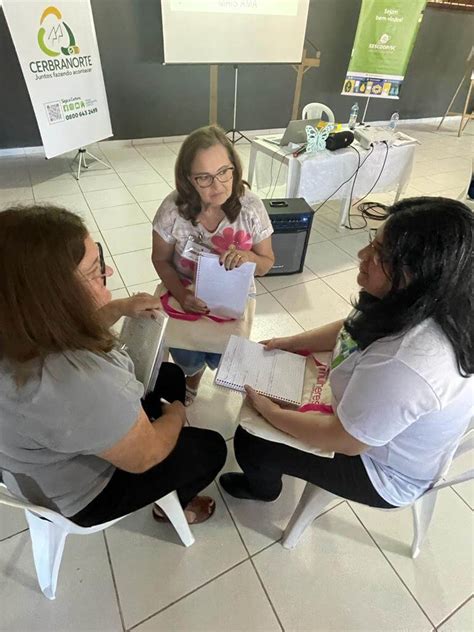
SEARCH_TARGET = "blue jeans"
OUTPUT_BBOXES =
[170,348,221,376]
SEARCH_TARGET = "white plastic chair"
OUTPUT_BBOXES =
[0,485,194,600]
[302,102,335,123]
[282,428,474,557]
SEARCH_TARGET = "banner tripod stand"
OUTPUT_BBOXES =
[71,147,111,180]
[226,65,251,145]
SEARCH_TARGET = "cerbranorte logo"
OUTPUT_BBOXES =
[369,33,395,52]
[37,6,80,57]
[29,5,92,77]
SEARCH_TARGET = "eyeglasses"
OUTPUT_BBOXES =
[368,230,383,266]
[191,166,234,188]
[89,242,107,286]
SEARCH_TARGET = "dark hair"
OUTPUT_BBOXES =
[345,197,473,376]
[174,125,246,224]
[0,204,115,362]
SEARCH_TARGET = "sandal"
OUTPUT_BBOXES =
[152,495,216,525]
[185,385,198,407]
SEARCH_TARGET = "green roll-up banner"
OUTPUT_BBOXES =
[342,0,426,100]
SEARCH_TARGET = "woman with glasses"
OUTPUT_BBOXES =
[0,205,226,526]
[220,197,473,511]
[152,125,275,404]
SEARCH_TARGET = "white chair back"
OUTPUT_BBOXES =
[302,102,335,123]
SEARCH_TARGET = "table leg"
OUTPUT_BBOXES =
[287,156,299,197]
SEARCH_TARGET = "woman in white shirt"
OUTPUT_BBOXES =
[152,125,274,404]
[220,197,473,508]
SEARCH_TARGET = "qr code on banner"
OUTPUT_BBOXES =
[45,101,64,124]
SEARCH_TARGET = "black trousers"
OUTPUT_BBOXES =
[234,425,395,508]
[72,363,227,527]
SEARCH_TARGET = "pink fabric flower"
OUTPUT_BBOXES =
[179,256,196,273]
[211,227,253,253]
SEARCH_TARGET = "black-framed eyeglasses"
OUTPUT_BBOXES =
[96,242,106,286]
[190,166,234,188]
[368,230,383,266]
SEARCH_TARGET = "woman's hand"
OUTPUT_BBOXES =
[162,401,187,427]
[244,385,280,421]
[122,293,161,319]
[179,289,209,314]
[219,244,252,270]
[260,337,296,352]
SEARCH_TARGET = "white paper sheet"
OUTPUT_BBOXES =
[215,335,306,405]
[195,253,256,319]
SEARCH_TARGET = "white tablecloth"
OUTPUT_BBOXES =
[249,138,416,226]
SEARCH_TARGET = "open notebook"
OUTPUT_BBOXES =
[195,252,256,319]
[215,335,306,406]
[119,311,169,394]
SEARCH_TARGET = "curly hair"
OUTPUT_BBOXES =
[345,197,474,377]
[174,125,246,225]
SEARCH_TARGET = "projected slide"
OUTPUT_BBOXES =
[170,0,298,16]
[162,0,309,64]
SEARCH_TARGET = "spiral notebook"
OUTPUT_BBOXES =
[215,335,306,406]
[195,252,256,319]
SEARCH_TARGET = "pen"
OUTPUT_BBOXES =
[293,144,307,158]
[160,398,171,405]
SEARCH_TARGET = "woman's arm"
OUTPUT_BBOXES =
[245,386,367,456]
[99,293,162,327]
[265,320,346,354]
[219,236,275,276]
[151,231,208,314]
[99,401,186,473]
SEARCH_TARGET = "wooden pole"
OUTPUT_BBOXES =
[209,65,218,125]
[291,49,321,120]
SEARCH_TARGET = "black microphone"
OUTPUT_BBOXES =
[326,130,354,151]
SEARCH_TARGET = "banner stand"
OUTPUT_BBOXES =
[71,147,111,180]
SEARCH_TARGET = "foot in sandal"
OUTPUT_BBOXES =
[152,495,216,524]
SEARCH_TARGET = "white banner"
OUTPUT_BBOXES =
[3,0,112,158]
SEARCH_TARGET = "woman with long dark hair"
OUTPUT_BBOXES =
[0,205,226,526]
[221,197,473,509]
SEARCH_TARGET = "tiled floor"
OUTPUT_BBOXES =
[0,119,473,632]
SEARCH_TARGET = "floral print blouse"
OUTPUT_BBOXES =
[153,189,274,280]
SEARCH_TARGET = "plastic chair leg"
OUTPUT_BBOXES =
[411,492,437,559]
[25,510,68,600]
[282,484,337,550]
[154,491,195,547]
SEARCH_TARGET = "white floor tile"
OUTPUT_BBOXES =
[259,267,317,293]
[322,268,361,303]
[0,531,122,631]
[104,256,126,291]
[332,231,369,259]
[127,280,160,295]
[33,177,81,199]
[307,228,328,244]
[186,369,244,441]
[448,451,474,510]
[133,560,280,632]
[139,199,162,222]
[304,241,357,277]
[106,482,247,629]
[0,505,27,541]
[438,599,474,632]
[254,279,267,295]
[218,444,310,554]
[128,181,173,202]
[351,488,474,626]
[78,173,124,193]
[253,502,431,632]
[0,197,34,210]
[84,187,136,210]
[113,248,158,286]
[0,187,34,204]
[101,222,152,255]
[272,279,351,330]
[118,170,165,187]
[249,293,304,343]
[92,203,149,230]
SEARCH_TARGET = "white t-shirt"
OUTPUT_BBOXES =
[152,189,273,280]
[329,319,473,506]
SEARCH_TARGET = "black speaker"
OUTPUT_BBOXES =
[263,198,314,276]
[326,130,354,151]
